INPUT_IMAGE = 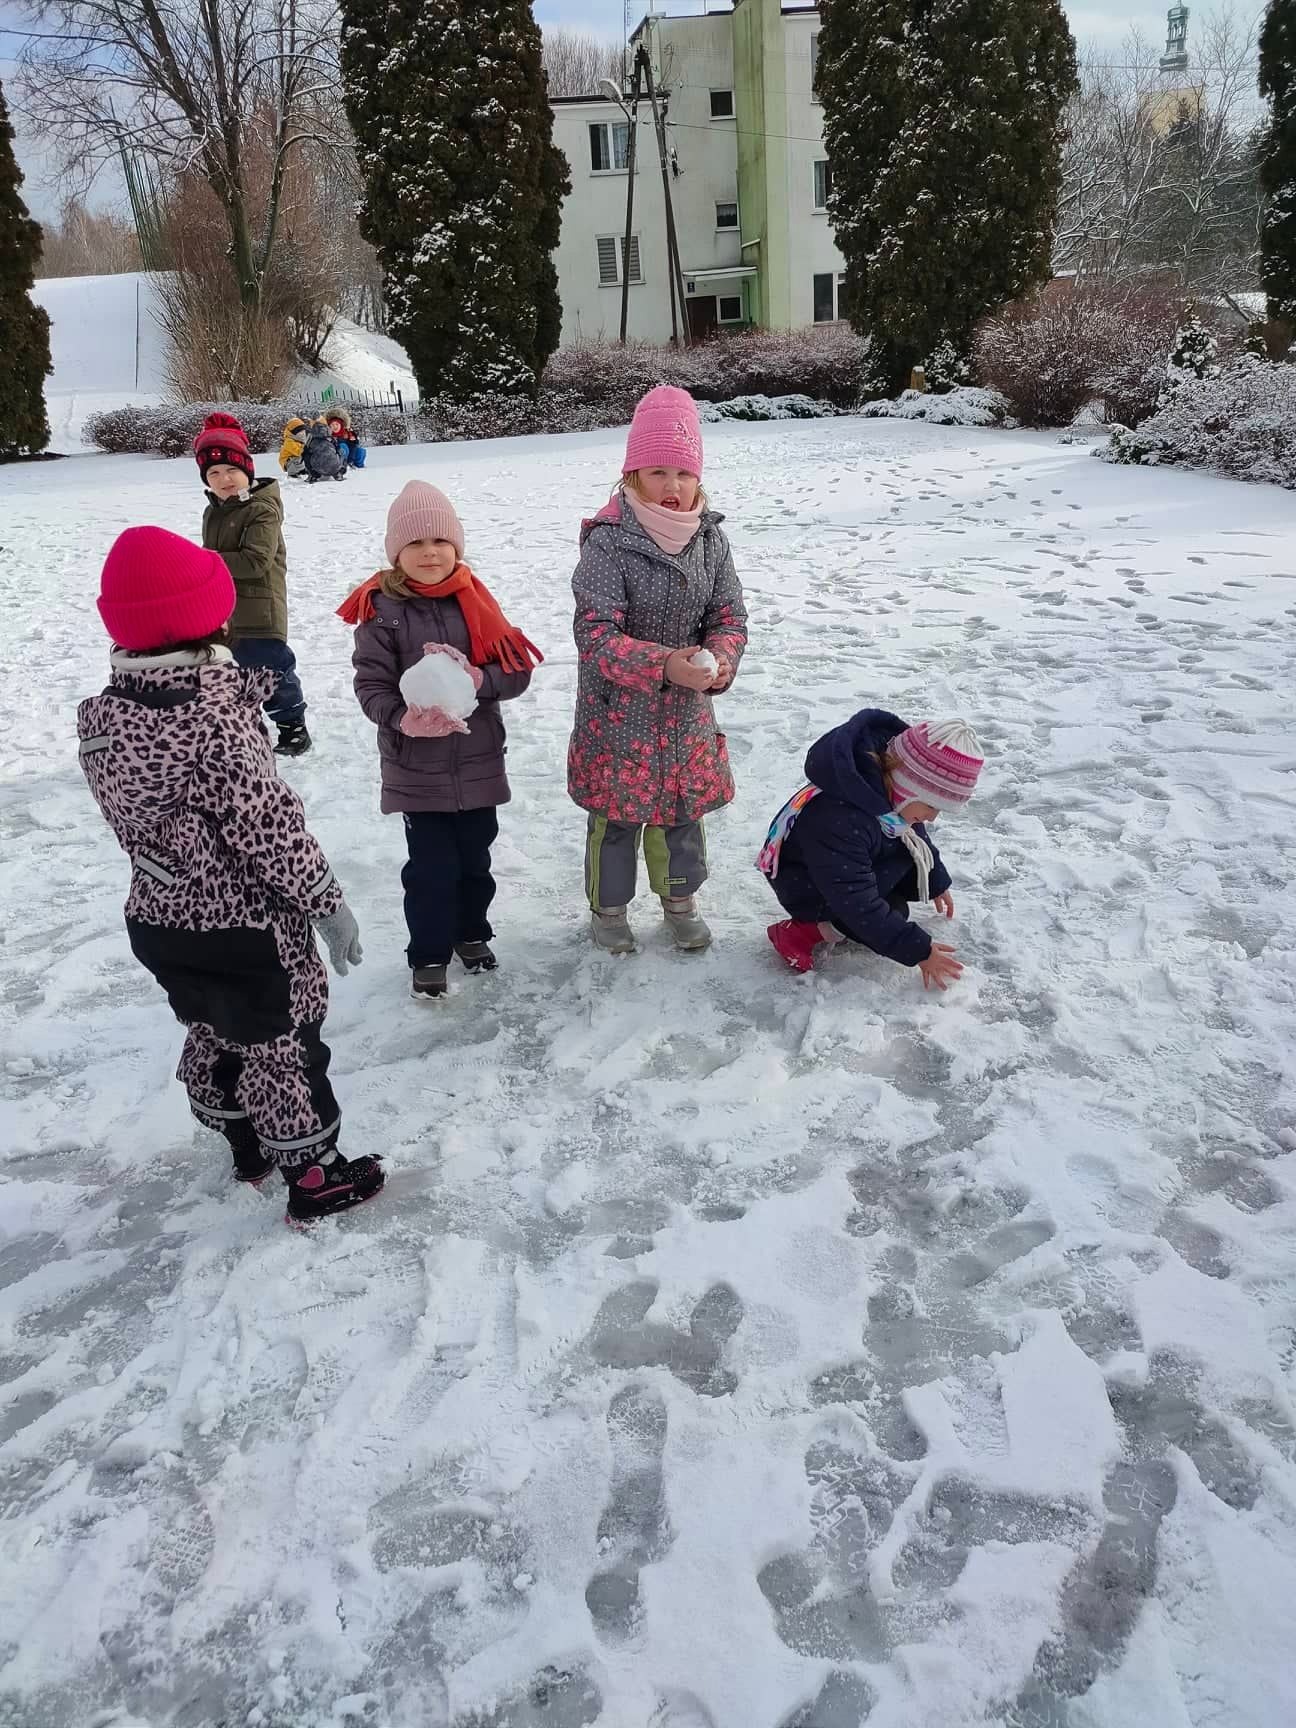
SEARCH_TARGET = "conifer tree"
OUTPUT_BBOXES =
[0,78,51,460]
[340,0,570,403]
[816,0,1077,393]
[1260,0,1296,319]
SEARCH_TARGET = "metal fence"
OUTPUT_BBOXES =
[295,385,422,418]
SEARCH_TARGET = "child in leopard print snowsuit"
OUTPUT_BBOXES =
[77,526,384,1223]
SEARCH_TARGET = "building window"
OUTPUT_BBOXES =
[718,294,744,324]
[813,159,833,210]
[597,234,643,286]
[813,272,847,323]
[589,121,630,173]
[811,32,820,89]
[715,200,739,230]
[710,89,735,120]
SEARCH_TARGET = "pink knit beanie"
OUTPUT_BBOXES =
[385,480,465,566]
[889,720,985,812]
[623,385,704,479]
[97,526,236,651]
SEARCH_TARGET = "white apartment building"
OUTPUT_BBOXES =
[549,0,847,346]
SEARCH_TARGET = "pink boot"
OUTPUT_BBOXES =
[767,920,821,974]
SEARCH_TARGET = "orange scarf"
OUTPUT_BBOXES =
[337,563,543,674]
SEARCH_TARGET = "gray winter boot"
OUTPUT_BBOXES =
[662,897,712,952]
[590,907,636,955]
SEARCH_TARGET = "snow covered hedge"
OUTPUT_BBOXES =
[84,402,416,457]
[974,287,1180,427]
[860,386,1013,427]
[699,394,838,422]
[84,329,871,455]
[543,325,876,412]
[1101,356,1296,489]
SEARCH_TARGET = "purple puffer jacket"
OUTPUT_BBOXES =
[352,590,533,814]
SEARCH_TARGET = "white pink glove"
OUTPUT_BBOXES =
[398,643,484,738]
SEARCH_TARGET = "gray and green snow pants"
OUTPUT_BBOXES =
[585,816,708,911]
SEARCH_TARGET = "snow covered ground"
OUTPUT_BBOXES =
[2,419,1295,1728]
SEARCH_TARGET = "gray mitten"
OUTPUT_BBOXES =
[316,901,363,976]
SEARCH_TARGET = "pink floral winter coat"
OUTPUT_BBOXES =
[568,495,748,826]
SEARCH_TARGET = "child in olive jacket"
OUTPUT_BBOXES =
[195,412,311,757]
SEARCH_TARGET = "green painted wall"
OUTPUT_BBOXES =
[732,0,766,328]
[733,0,792,330]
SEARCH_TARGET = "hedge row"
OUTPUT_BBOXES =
[84,326,875,455]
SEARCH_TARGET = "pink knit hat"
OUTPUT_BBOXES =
[889,720,985,811]
[97,526,236,651]
[385,480,465,566]
[623,385,704,479]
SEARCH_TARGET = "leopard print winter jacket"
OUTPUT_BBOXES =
[77,649,344,941]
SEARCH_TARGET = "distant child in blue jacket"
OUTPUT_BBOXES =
[758,711,985,990]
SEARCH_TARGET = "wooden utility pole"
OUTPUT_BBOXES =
[643,52,690,348]
[618,55,643,344]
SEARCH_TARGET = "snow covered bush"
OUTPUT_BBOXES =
[543,325,875,411]
[1102,355,1296,488]
[84,401,414,456]
[699,394,837,422]
[1166,313,1221,387]
[975,286,1179,427]
[921,340,973,394]
[861,386,1013,427]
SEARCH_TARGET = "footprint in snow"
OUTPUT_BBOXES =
[585,1382,672,1646]
[588,1279,744,1397]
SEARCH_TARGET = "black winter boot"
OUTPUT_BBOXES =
[275,721,312,757]
[284,1152,385,1224]
[411,964,448,999]
[454,941,497,973]
[225,1119,274,1185]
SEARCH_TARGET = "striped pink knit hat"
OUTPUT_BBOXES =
[889,720,984,812]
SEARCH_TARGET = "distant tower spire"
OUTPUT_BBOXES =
[1161,5,1190,74]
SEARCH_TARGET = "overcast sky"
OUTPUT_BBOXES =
[1,2,1246,221]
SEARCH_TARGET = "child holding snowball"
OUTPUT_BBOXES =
[341,482,542,999]
[568,385,748,955]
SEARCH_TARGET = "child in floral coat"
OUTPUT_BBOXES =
[568,386,748,954]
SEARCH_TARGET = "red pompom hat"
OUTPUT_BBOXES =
[97,526,236,651]
[193,411,255,482]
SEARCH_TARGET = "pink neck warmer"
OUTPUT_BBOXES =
[624,488,703,556]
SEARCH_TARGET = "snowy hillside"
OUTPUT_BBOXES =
[32,272,417,451]
[31,273,171,450]
[1,419,1295,1727]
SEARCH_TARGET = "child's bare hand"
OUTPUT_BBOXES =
[918,944,963,991]
[709,653,734,692]
[665,649,717,691]
[932,891,955,919]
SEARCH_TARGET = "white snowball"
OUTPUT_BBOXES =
[690,649,718,676]
[399,652,478,718]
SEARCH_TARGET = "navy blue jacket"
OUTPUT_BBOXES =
[767,709,951,967]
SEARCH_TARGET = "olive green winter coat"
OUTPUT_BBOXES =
[201,478,289,641]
